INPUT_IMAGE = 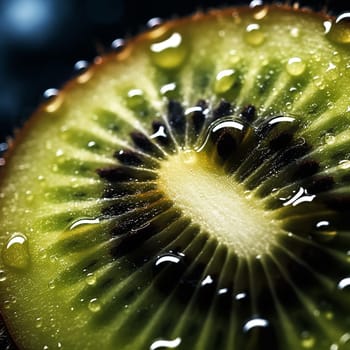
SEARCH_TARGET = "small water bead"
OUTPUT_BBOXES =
[286,57,306,76]
[43,88,63,113]
[313,76,326,90]
[146,17,163,29]
[88,298,101,313]
[111,38,125,52]
[324,132,335,145]
[300,331,316,348]
[126,89,145,109]
[2,233,31,270]
[326,13,350,44]
[150,337,182,350]
[290,27,300,38]
[36,317,43,328]
[86,272,97,286]
[150,32,188,70]
[0,269,6,282]
[74,60,92,84]
[244,23,265,46]
[228,49,241,64]
[160,82,177,98]
[214,69,237,94]
[48,280,56,290]
[339,160,350,170]
[252,6,269,20]
[249,0,263,7]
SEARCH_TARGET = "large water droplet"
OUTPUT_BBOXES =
[326,13,350,44]
[214,69,237,94]
[244,23,265,46]
[43,88,63,113]
[150,32,188,69]
[2,233,30,270]
[286,57,306,76]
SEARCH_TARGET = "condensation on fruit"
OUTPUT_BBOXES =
[286,57,306,76]
[43,88,64,113]
[244,23,265,46]
[149,32,188,69]
[325,13,350,44]
[214,69,237,94]
[2,233,30,270]
[74,60,93,84]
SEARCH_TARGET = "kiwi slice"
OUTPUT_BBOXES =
[1,4,350,349]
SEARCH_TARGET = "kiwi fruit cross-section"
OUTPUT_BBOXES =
[1,4,350,350]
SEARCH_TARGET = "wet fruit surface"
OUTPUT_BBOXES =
[1,4,350,350]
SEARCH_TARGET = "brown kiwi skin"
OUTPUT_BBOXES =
[0,3,339,350]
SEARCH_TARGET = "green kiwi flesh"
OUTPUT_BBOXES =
[1,5,350,350]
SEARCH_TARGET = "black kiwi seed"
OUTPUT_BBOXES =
[1,5,350,350]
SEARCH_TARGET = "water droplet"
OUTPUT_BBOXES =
[55,149,64,157]
[290,27,300,38]
[326,13,350,44]
[0,270,6,282]
[214,69,236,94]
[126,89,145,109]
[43,88,63,113]
[88,298,101,313]
[48,280,56,290]
[312,76,326,90]
[339,160,350,169]
[243,317,269,332]
[160,82,177,98]
[253,6,268,20]
[249,0,263,7]
[244,23,265,46]
[324,133,335,145]
[68,217,100,231]
[286,57,306,76]
[150,337,182,350]
[150,32,188,69]
[147,17,163,29]
[74,60,92,84]
[35,317,43,328]
[338,277,350,290]
[2,233,30,270]
[86,273,97,286]
[229,49,241,64]
[300,331,315,348]
[111,38,125,52]
[282,187,316,207]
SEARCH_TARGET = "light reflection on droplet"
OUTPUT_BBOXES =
[338,277,350,290]
[283,187,315,207]
[244,23,265,46]
[2,233,30,270]
[150,32,187,69]
[243,317,269,333]
[150,337,182,350]
[69,217,100,231]
[43,88,63,113]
